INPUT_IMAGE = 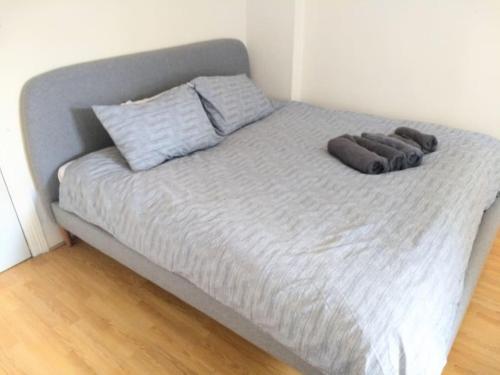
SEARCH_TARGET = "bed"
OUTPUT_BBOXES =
[21,39,500,375]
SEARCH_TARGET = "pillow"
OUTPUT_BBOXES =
[93,84,222,171]
[190,74,274,135]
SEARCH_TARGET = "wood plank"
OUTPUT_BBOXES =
[0,232,498,374]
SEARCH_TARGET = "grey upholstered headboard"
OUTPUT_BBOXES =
[20,39,250,220]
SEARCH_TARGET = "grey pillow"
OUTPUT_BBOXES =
[93,84,222,171]
[190,74,274,135]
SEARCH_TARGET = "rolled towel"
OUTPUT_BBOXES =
[353,136,407,171]
[389,134,422,150]
[327,135,389,174]
[362,133,423,168]
[395,127,438,153]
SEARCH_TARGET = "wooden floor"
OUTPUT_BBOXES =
[0,233,498,375]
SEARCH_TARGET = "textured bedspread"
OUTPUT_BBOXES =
[60,102,500,375]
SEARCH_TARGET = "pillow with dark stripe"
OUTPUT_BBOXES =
[191,74,274,136]
[93,84,221,171]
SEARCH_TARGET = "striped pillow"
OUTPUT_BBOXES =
[191,74,274,136]
[93,84,222,171]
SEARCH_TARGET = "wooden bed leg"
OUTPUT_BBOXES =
[59,227,74,247]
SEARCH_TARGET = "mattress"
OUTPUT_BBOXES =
[59,102,500,375]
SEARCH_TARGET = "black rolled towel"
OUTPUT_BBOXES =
[327,135,389,174]
[395,127,438,153]
[353,136,407,171]
[389,134,421,150]
[362,133,423,168]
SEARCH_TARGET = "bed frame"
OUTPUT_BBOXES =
[21,39,500,374]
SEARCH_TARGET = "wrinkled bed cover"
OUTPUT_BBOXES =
[60,102,500,374]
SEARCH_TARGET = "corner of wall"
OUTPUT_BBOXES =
[246,0,304,101]
[290,0,305,101]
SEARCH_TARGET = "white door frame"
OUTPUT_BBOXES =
[0,167,32,270]
[0,140,49,256]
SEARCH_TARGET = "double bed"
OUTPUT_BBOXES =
[21,39,500,374]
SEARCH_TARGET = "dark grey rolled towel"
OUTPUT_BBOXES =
[327,135,389,174]
[395,127,438,153]
[353,136,407,171]
[389,134,421,150]
[362,133,423,168]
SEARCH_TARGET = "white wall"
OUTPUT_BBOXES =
[0,0,247,250]
[246,0,296,100]
[248,0,500,139]
[299,0,500,139]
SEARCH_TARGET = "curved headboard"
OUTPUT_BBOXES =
[20,38,250,220]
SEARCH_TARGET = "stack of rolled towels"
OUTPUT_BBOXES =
[327,127,438,174]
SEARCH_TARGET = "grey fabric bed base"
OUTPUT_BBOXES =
[53,199,500,375]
